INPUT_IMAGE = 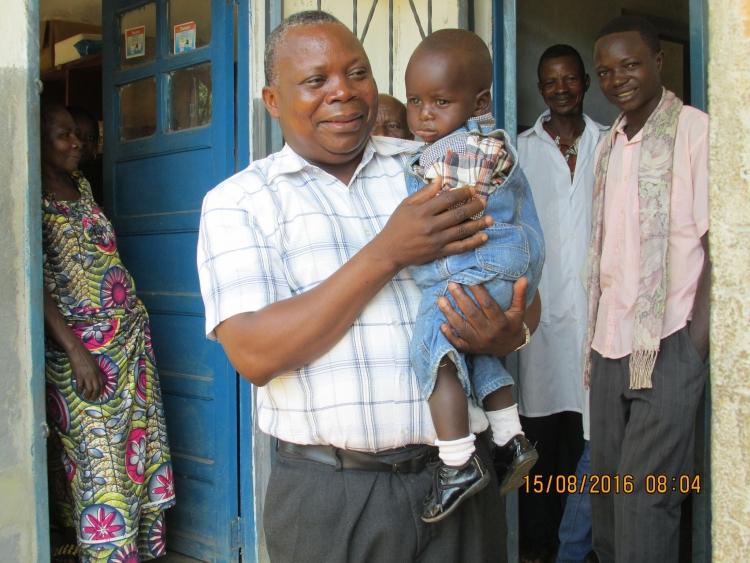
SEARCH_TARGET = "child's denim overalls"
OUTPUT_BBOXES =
[405,122,545,403]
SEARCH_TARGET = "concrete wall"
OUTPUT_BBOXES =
[517,0,688,129]
[708,0,750,560]
[0,1,48,562]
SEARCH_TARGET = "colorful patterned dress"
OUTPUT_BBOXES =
[43,172,175,562]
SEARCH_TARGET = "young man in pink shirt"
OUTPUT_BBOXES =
[586,15,710,563]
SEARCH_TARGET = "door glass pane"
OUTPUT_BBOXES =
[120,3,157,69]
[169,63,212,131]
[170,0,212,54]
[120,77,157,140]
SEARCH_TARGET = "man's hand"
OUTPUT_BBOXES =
[373,176,493,271]
[214,178,498,386]
[438,278,532,357]
[689,232,710,362]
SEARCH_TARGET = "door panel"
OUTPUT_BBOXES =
[102,1,238,561]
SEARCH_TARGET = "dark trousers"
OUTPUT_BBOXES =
[589,326,707,563]
[263,434,507,563]
[518,411,585,549]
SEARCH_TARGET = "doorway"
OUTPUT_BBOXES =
[40,0,241,561]
[513,1,710,562]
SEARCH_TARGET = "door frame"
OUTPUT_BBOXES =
[238,1,281,561]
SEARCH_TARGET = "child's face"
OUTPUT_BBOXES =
[405,54,482,143]
[593,31,663,115]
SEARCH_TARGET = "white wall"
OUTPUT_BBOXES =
[517,0,689,128]
[283,0,456,102]
[283,0,492,104]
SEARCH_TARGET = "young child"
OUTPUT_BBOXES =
[372,93,414,140]
[404,29,544,522]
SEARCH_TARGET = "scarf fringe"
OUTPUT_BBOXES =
[629,349,658,389]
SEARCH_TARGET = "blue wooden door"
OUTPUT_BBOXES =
[102,1,239,561]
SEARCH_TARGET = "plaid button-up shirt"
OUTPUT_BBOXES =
[197,136,489,452]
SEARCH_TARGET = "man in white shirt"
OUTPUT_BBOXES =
[197,11,541,563]
[517,44,608,563]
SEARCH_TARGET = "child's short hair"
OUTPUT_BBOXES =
[596,15,661,55]
[414,29,493,91]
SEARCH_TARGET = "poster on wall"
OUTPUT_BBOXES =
[174,22,196,54]
[125,26,146,59]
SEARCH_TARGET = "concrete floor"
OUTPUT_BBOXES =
[160,550,204,562]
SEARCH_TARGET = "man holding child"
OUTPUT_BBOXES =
[197,10,538,563]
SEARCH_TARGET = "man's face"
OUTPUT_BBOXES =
[372,95,413,140]
[405,52,482,144]
[593,31,663,114]
[262,24,378,168]
[537,56,589,117]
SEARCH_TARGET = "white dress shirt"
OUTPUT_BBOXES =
[516,111,609,419]
[197,136,488,452]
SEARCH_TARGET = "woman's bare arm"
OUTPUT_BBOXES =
[43,289,102,401]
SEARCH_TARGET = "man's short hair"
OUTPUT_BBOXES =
[415,29,493,91]
[596,15,661,55]
[537,44,586,82]
[264,10,345,85]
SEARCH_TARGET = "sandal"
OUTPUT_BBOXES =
[52,543,79,563]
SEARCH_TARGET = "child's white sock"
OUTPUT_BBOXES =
[435,434,476,467]
[486,404,524,447]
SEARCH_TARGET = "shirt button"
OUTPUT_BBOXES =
[365,229,372,236]
[623,176,628,181]
[402,428,409,435]
[399,373,406,382]
[391,320,399,327]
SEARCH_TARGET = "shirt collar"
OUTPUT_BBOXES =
[265,136,422,182]
[531,109,553,141]
[611,115,643,146]
[528,109,607,143]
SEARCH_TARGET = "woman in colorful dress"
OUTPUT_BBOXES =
[41,101,175,563]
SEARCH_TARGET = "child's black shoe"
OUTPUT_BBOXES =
[493,434,538,496]
[421,453,490,523]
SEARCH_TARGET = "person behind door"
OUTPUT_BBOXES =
[515,44,608,563]
[197,10,541,563]
[372,93,414,140]
[587,15,710,563]
[40,101,175,563]
[66,106,104,206]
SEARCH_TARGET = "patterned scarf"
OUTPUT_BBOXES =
[583,88,683,390]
